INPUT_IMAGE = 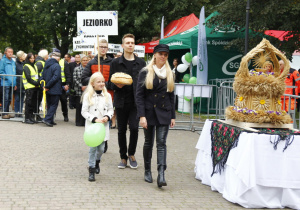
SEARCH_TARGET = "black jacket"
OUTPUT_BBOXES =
[108,55,146,108]
[40,58,62,95]
[136,68,176,126]
[62,60,72,86]
[15,58,24,93]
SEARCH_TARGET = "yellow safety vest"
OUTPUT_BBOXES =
[34,60,45,77]
[59,59,66,82]
[22,64,38,90]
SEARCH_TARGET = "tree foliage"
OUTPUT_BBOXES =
[1,0,222,55]
[208,0,300,59]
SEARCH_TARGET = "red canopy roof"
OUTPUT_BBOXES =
[139,13,199,53]
[264,30,292,41]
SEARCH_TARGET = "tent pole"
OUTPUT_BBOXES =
[190,48,193,77]
[244,0,250,54]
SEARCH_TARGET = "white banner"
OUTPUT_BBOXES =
[197,7,208,84]
[77,11,118,36]
[73,40,145,57]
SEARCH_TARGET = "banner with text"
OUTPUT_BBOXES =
[77,11,118,36]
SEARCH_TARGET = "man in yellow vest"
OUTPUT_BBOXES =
[53,49,71,122]
[34,49,49,122]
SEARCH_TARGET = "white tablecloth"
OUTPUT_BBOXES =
[195,120,300,209]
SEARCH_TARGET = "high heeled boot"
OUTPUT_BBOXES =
[95,160,100,174]
[157,165,167,187]
[143,149,153,183]
[88,167,96,182]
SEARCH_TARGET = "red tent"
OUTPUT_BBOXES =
[264,30,292,41]
[139,13,199,53]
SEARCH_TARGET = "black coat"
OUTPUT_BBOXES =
[40,58,62,95]
[15,58,24,93]
[108,55,146,108]
[136,68,176,126]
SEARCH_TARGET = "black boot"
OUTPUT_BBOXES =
[143,146,153,183]
[157,166,167,187]
[104,141,108,153]
[88,167,96,182]
[95,160,100,174]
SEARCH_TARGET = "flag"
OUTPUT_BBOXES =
[161,16,164,39]
[197,7,208,84]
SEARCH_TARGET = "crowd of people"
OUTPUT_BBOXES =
[0,33,176,188]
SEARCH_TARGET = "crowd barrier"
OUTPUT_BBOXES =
[0,74,42,122]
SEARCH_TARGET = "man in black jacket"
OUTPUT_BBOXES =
[40,51,62,127]
[108,34,146,169]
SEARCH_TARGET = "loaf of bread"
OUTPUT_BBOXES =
[111,72,133,85]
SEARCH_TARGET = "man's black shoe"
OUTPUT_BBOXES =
[52,122,57,125]
[24,119,34,124]
[42,120,53,127]
[36,115,43,122]
[64,116,69,122]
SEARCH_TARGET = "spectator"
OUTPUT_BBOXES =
[23,53,39,124]
[14,51,26,117]
[73,55,88,126]
[64,53,71,64]
[40,51,62,127]
[35,49,49,122]
[69,54,81,109]
[108,34,146,169]
[0,47,16,119]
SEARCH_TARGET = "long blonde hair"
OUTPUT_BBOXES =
[81,72,109,105]
[144,55,174,92]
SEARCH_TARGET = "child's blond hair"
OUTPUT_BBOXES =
[81,72,109,105]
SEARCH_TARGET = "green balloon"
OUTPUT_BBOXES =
[183,74,190,83]
[84,123,106,147]
[189,76,197,84]
[184,96,191,102]
[185,52,193,63]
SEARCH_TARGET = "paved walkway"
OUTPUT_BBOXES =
[0,108,282,209]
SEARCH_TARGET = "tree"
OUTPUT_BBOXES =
[208,0,300,59]
[1,0,223,55]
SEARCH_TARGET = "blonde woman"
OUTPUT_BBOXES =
[136,44,176,188]
[81,72,114,182]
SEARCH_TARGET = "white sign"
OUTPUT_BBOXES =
[73,35,109,52]
[77,11,118,36]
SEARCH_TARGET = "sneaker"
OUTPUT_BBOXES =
[128,156,138,169]
[118,159,127,169]
[2,115,10,119]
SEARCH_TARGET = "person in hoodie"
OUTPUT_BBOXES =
[40,51,62,127]
[0,47,16,119]
[35,49,49,122]
[81,39,114,153]
[14,51,26,117]
[22,53,40,124]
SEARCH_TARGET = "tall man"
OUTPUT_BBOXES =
[55,49,71,122]
[40,51,62,127]
[108,34,146,169]
[0,47,16,119]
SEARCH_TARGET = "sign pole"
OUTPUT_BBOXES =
[97,35,100,72]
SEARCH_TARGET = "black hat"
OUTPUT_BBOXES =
[153,44,169,54]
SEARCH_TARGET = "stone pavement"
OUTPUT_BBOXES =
[0,108,283,210]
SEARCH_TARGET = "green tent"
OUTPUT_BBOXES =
[160,12,249,81]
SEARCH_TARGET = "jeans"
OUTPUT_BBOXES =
[14,91,25,114]
[88,141,105,167]
[2,86,12,115]
[116,102,139,160]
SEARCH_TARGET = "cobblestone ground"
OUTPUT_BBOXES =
[0,108,285,209]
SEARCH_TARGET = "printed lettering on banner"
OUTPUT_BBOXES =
[77,11,118,36]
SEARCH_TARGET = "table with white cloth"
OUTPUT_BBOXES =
[194,119,300,209]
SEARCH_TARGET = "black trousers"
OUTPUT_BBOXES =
[143,125,169,170]
[25,88,38,119]
[75,96,85,126]
[59,90,68,117]
[69,95,76,108]
[116,102,139,160]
